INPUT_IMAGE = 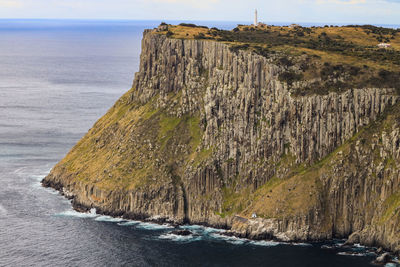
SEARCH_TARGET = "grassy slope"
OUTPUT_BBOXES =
[54,87,205,191]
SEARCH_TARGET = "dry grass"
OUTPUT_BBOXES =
[157,25,211,39]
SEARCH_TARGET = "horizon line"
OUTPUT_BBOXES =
[0,18,398,27]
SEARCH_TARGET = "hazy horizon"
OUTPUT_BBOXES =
[0,18,398,29]
[0,0,399,26]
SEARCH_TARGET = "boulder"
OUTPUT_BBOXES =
[375,252,392,264]
[171,230,193,236]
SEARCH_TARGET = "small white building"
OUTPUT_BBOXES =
[289,24,301,29]
[251,212,257,218]
[377,43,392,49]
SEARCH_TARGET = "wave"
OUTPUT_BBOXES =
[55,208,98,218]
[207,232,283,247]
[158,233,201,243]
[248,240,281,247]
[291,242,313,247]
[135,222,174,230]
[179,224,225,234]
[0,204,7,216]
[94,215,125,223]
[117,221,141,226]
[337,252,369,257]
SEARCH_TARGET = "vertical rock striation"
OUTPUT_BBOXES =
[43,30,400,253]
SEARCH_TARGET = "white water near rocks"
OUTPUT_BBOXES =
[0,19,396,266]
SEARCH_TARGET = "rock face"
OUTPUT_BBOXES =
[43,30,400,253]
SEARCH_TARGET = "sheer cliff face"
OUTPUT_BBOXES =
[44,31,400,252]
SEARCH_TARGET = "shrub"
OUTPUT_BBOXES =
[194,33,206,39]
[179,23,208,29]
[229,44,249,53]
[279,71,303,85]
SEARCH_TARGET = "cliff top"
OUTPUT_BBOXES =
[154,23,400,95]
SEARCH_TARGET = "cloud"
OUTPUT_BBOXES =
[0,0,23,8]
[147,0,219,9]
[316,0,366,4]
[317,0,400,3]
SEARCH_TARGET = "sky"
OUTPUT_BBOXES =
[0,0,399,25]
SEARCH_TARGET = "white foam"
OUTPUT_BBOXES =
[0,204,7,216]
[94,215,124,222]
[353,243,366,248]
[291,242,313,247]
[158,233,200,242]
[210,233,248,245]
[117,221,141,226]
[55,209,98,218]
[227,238,247,245]
[384,263,398,267]
[135,222,174,230]
[337,252,367,257]
[249,240,281,247]
[31,174,46,182]
[180,225,225,234]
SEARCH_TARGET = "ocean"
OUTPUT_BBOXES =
[0,19,395,266]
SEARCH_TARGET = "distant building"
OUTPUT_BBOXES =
[377,43,392,49]
[253,9,267,27]
[289,24,301,28]
[251,213,257,218]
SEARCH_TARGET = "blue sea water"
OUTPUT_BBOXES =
[0,19,396,266]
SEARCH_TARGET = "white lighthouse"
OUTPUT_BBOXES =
[254,9,258,26]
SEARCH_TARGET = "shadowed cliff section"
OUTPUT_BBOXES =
[43,28,400,253]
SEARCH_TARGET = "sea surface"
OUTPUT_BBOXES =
[0,19,398,267]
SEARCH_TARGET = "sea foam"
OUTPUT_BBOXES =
[55,208,98,218]
[135,222,174,230]
[117,221,141,226]
[94,215,125,222]
[158,233,201,242]
[0,204,7,216]
[337,252,368,257]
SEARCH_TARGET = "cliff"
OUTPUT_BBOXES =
[43,27,400,254]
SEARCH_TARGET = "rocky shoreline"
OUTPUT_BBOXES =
[42,179,399,265]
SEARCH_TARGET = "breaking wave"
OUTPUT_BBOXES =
[135,222,174,230]
[55,208,98,218]
[94,215,125,223]
[158,233,201,242]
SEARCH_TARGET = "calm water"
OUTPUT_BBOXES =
[0,19,391,266]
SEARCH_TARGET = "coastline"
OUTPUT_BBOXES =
[41,178,400,265]
[40,26,400,265]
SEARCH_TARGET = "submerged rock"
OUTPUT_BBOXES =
[375,252,392,264]
[170,230,193,236]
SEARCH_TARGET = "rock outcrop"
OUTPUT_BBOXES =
[43,29,400,253]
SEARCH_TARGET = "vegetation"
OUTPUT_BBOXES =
[157,23,400,96]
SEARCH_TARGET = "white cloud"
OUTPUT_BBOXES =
[316,0,366,4]
[146,0,219,9]
[0,0,23,8]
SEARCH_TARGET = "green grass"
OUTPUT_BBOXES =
[159,113,182,148]
[381,192,400,222]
